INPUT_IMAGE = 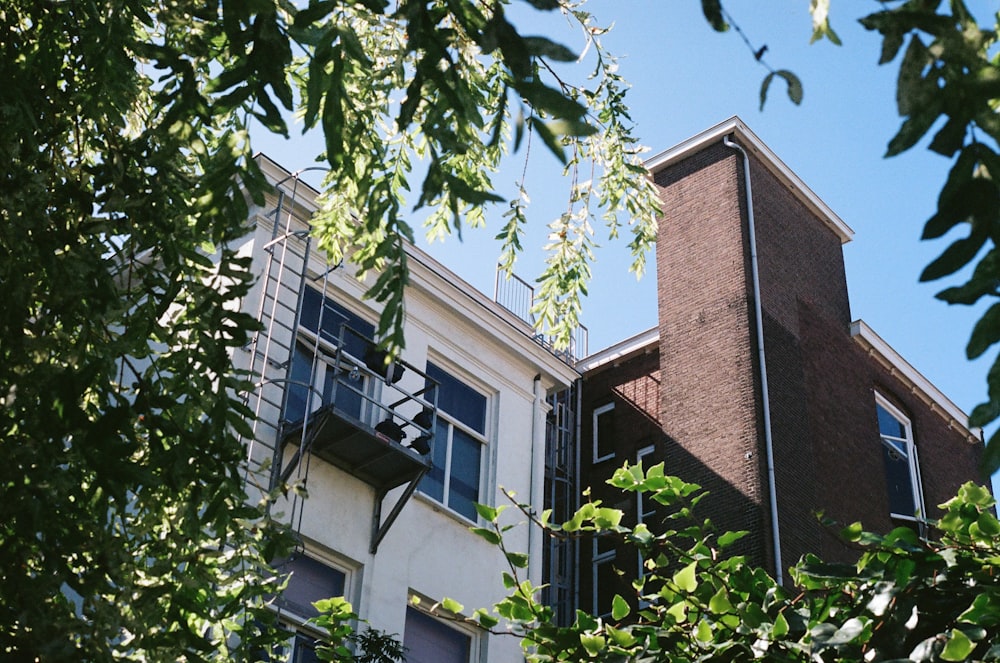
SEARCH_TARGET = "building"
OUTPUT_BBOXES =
[238,116,985,653]
[576,117,985,614]
[237,156,581,662]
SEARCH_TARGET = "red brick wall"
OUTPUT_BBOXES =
[653,143,769,567]
[579,133,986,602]
[579,349,666,614]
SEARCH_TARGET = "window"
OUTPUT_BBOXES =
[273,553,347,620]
[269,553,350,663]
[593,403,615,462]
[875,394,925,522]
[285,289,375,423]
[420,362,488,521]
[404,606,472,663]
[591,536,616,618]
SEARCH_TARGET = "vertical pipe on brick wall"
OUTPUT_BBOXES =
[723,135,784,585]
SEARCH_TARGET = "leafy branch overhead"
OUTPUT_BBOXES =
[0,0,659,657]
[294,1,661,352]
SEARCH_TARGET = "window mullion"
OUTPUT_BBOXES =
[442,422,455,507]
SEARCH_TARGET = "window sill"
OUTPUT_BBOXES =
[414,492,482,529]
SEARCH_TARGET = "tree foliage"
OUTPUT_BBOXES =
[849,0,1000,475]
[0,0,657,658]
[442,464,1000,662]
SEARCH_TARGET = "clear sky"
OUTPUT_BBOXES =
[252,1,996,437]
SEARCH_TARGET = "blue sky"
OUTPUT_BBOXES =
[253,1,995,432]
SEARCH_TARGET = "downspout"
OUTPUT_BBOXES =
[528,374,546,588]
[723,135,784,585]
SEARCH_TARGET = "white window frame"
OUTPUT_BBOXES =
[591,536,616,618]
[421,360,492,522]
[636,445,656,581]
[875,392,926,523]
[592,403,616,463]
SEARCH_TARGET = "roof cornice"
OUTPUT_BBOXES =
[578,327,659,373]
[644,117,854,245]
[851,319,979,442]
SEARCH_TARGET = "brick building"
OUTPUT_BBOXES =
[575,118,984,613]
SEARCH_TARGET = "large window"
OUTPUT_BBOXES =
[420,362,488,521]
[404,606,472,663]
[875,394,925,522]
[593,403,615,463]
[285,289,375,423]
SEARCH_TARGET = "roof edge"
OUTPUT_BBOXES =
[851,319,979,442]
[578,327,659,373]
[644,117,854,245]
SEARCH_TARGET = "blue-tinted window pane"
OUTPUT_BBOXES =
[425,363,486,434]
[404,607,470,663]
[876,403,907,439]
[286,343,317,422]
[300,288,374,358]
[418,419,449,503]
[286,343,363,422]
[449,428,482,520]
[881,444,916,516]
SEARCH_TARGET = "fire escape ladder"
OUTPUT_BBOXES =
[245,169,441,553]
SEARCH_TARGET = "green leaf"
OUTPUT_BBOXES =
[981,428,1000,476]
[696,618,713,643]
[967,302,1000,359]
[522,36,576,61]
[611,594,630,620]
[505,551,529,568]
[580,633,606,655]
[708,586,732,614]
[921,232,988,283]
[759,70,802,111]
[773,611,789,638]
[530,116,567,165]
[701,0,729,32]
[940,628,975,661]
[886,107,942,157]
[440,597,464,614]
[674,561,698,592]
[471,527,501,545]
[474,503,499,522]
[717,530,748,548]
[897,35,933,117]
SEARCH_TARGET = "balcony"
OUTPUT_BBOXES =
[278,323,439,553]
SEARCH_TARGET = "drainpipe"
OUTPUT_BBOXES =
[528,374,546,588]
[723,135,784,585]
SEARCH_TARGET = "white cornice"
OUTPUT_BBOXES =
[851,319,979,442]
[644,117,854,245]
[578,327,659,373]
